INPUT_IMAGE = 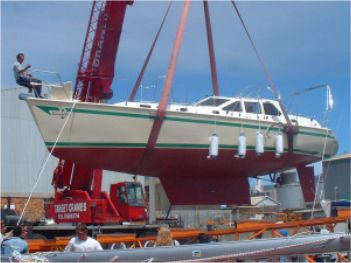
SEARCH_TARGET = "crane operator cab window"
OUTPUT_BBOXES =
[118,186,127,204]
[126,183,145,207]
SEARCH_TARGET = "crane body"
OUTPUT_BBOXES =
[49,0,147,224]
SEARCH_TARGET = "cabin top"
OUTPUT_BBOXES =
[116,96,322,129]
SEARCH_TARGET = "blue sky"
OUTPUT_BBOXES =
[1,1,350,154]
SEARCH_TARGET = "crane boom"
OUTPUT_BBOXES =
[51,0,138,224]
[74,0,133,101]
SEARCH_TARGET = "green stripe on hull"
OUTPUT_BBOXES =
[36,105,335,139]
[45,142,320,156]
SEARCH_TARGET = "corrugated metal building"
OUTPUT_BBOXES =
[2,87,56,197]
[1,87,140,201]
[322,153,351,201]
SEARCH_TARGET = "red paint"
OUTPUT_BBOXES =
[50,190,115,224]
[51,1,148,225]
[74,1,133,101]
[49,147,320,205]
[297,165,315,202]
[110,182,147,221]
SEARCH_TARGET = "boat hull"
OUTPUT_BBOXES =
[26,98,338,205]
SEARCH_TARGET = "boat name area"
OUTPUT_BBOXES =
[55,202,87,220]
[49,107,69,119]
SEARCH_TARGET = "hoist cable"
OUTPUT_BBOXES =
[230,1,293,132]
[128,1,173,102]
[17,100,78,225]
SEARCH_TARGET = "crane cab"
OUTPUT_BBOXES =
[110,182,148,222]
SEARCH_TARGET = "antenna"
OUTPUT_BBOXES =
[289,84,334,113]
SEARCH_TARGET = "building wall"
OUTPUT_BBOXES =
[1,87,55,196]
[323,155,351,200]
[1,87,143,204]
[0,197,45,222]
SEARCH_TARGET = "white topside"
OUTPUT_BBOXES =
[115,96,322,129]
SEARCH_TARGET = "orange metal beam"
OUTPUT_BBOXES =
[27,216,349,253]
[247,228,267,240]
[305,255,316,262]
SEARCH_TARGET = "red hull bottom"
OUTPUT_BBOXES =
[50,148,319,205]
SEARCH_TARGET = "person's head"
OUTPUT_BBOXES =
[13,226,22,237]
[76,223,88,241]
[1,220,6,234]
[20,225,28,239]
[155,226,173,246]
[16,53,24,63]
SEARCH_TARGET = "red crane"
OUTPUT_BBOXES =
[49,0,147,224]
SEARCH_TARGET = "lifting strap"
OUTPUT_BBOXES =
[128,1,173,102]
[133,0,190,175]
[146,0,190,149]
[203,0,220,96]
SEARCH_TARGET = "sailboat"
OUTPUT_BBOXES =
[23,82,338,205]
[22,1,338,205]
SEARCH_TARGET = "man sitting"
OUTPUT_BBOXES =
[13,53,43,98]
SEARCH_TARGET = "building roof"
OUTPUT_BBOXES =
[323,153,351,163]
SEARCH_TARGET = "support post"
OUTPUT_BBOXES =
[148,177,156,224]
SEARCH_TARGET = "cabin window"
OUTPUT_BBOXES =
[263,102,281,116]
[197,98,229,107]
[222,101,242,112]
[244,101,261,114]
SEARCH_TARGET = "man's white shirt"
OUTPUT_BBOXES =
[13,62,30,81]
[64,236,103,252]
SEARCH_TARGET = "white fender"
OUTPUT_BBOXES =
[238,132,246,158]
[275,132,283,158]
[208,133,219,159]
[256,131,264,156]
